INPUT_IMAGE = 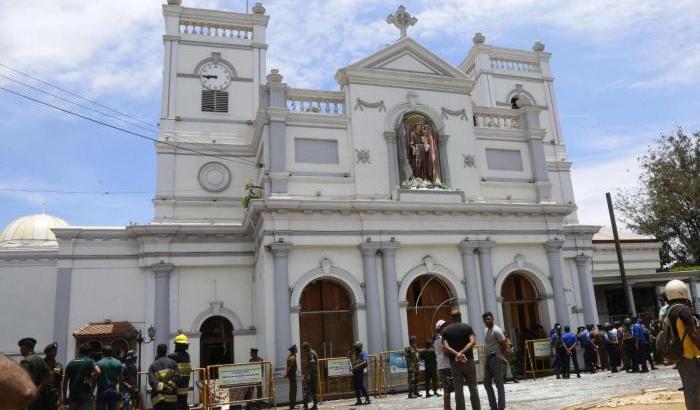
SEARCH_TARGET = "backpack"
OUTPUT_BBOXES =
[656,303,688,362]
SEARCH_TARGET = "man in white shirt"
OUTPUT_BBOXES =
[434,320,453,410]
[483,312,507,410]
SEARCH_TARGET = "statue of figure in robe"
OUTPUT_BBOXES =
[398,114,442,185]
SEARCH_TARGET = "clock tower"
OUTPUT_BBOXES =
[154,1,269,223]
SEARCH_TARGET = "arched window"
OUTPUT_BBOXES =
[406,275,453,344]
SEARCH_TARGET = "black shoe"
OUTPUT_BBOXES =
[363,399,371,405]
[355,400,363,406]
[425,393,433,398]
[556,375,561,379]
[433,392,441,397]
[577,374,581,378]
[513,379,519,383]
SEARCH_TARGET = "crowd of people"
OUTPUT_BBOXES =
[3,278,698,410]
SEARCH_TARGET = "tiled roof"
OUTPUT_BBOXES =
[73,321,136,337]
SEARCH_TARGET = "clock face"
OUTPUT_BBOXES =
[200,62,232,90]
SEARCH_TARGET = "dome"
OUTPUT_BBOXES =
[0,214,70,243]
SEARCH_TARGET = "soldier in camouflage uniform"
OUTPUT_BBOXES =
[301,342,318,410]
[404,336,421,399]
[42,343,63,410]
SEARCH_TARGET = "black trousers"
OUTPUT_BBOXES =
[583,344,596,372]
[561,349,580,377]
[424,367,437,393]
[352,371,369,400]
[607,344,619,371]
[288,377,297,408]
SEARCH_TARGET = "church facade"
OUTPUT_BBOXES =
[2,1,678,379]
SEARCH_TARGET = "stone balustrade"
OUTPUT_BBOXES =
[490,58,539,73]
[286,89,345,115]
[179,20,253,40]
[473,108,521,129]
[464,64,477,80]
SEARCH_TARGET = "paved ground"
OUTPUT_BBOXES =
[283,365,683,409]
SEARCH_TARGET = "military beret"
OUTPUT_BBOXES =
[250,348,259,353]
[44,342,58,353]
[18,337,37,348]
[288,344,297,351]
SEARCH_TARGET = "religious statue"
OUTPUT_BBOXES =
[398,113,442,187]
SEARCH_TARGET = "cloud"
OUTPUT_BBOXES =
[571,149,644,227]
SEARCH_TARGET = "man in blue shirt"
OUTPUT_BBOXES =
[350,342,370,406]
[631,318,649,373]
[561,326,581,379]
[578,326,595,373]
[549,323,563,379]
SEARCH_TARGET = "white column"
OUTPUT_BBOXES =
[545,239,569,325]
[270,242,293,371]
[626,283,637,317]
[153,263,175,350]
[381,242,403,350]
[574,255,598,325]
[360,242,383,353]
[478,240,500,325]
[458,241,485,341]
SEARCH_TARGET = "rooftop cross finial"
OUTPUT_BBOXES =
[386,5,417,39]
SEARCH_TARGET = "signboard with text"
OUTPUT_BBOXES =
[532,340,551,358]
[326,358,352,377]
[218,363,263,386]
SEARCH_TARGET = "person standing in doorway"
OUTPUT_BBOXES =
[405,336,421,398]
[663,279,700,409]
[350,342,371,406]
[301,342,319,410]
[483,312,506,410]
[434,320,453,410]
[286,345,299,410]
[442,310,481,410]
[42,343,63,410]
[63,343,101,410]
[96,346,123,410]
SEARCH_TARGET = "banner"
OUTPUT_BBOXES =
[532,340,551,358]
[388,352,407,374]
[326,358,352,377]
[218,363,263,386]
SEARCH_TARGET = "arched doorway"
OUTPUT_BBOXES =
[406,275,454,344]
[200,316,234,368]
[502,272,542,344]
[299,279,355,358]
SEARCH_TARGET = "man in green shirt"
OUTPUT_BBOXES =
[96,346,123,410]
[63,343,101,410]
[18,337,49,410]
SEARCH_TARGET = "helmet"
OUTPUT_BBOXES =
[174,334,189,345]
[665,279,691,302]
[435,319,446,330]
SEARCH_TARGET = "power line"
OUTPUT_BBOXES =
[0,61,263,166]
[0,187,248,195]
[0,86,262,168]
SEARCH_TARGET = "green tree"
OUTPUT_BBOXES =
[617,128,700,268]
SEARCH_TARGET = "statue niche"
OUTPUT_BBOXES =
[397,113,444,188]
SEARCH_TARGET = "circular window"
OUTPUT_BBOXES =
[198,162,231,192]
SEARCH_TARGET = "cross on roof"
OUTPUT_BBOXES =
[386,5,417,39]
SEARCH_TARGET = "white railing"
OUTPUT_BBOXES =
[179,20,253,40]
[286,89,345,115]
[490,58,539,73]
[473,109,521,129]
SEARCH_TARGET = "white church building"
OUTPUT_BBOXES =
[4,1,689,385]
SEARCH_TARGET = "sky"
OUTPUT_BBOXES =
[0,0,699,230]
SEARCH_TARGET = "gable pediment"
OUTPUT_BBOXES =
[348,37,466,79]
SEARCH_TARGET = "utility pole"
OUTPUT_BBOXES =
[606,192,635,317]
